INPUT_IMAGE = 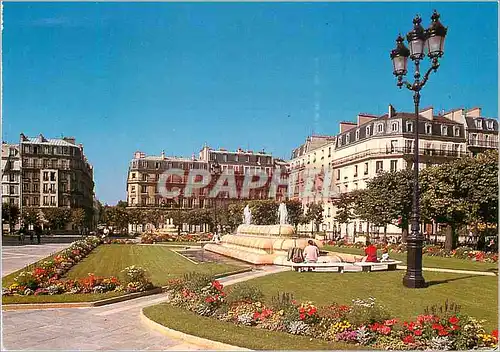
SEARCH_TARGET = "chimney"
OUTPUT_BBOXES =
[39,134,47,143]
[161,150,165,159]
[442,108,465,123]
[467,107,482,117]
[388,104,396,118]
[63,136,76,145]
[357,114,377,126]
[420,107,433,120]
[191,153,195,161]
[134,151,144,159]
[339,122,356,133]
[20,133,28,142]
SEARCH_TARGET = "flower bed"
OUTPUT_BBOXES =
[2,236,153,297]
[164,273,498,350]
[141,232,213,244]
[328,241,498,263]
[103,238,136,245]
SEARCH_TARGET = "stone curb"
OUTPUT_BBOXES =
[397,265,498,276]
[2,287,163,311]
[139,309,251,351]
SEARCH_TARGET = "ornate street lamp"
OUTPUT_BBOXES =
[390,10,447,288]
[210,160,222,234]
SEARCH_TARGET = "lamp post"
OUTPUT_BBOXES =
[210,160,222,235]
[390,10,447,288]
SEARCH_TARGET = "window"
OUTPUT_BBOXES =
[131,197,136,205]
[355,130,360,140]
[50,172,56,181]
[354,183,358,190]
[142,174,148,181]
[354,165,358,177]
[366,126,371,136]
[377,124,384,133]
[376,161,383,173]
[33,197,39,205]
[328,147,331,157]
[454,126,460,137]
[487,120,494,130]
[390,160,398,171]
[406,121,413,132]
[43,183,49,193]
[60,183,66,192]
[364,162,369,175]
[9,173,15,182]
[485,135,490,146]
[33,183,39,192]
[441,125,448,136]
[337,138,342,147]
[43,172,49,181]
[336,170,340,180]
[23,197,29,206]
[50,196,56,206]
[223,154,228,162]
[131,186,136,192]
[475,119,482,129]
[141,185,147,193]
[132,173,136,179]
[155,162,160,169]
[43,196,49,206]
[235,155,239,162]
[391,122,398,132]
[390,140,398,153]
[470,134,477,145]
[425,123,432,134]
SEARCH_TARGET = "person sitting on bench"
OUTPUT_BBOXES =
[362,241,378,263]
[380,247,390,262]
[303,240,319,271]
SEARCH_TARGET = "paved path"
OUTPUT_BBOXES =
[1,266,288,351]
[2,244,70,277]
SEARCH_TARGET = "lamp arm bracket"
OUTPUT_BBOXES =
[419,60,440,89]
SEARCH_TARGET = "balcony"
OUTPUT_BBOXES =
[331,147,468,167]
[468,139,499,149]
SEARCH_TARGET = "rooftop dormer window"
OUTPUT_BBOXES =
[391,122,399,132]
[425,123,432,135]
[377,124,384,133]
[355,129,360,140]
[453,126,460,137]
[406,121,413,133]
[441,125,448,136]
[346,134,350,144]
[366,125,372,136]
[475,119,482,129]
[487,120,494,130]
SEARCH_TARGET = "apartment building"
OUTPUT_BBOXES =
[1,143,21,207]
[127,145,289,210]
[1,134,95,230]
[289,105,498,239]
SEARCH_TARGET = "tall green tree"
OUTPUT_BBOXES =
[21,207,41,228]
[101,206,129,233]
[249,200,279,225]
[42,208,72,231]
[305,202,323,233]
[333,192,358,241]
[71,208,86,233]
[2,203,20,234]
[285,199,305,231]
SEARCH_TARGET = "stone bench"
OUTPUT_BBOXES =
[353,260,403,272]
[291,262,350,273]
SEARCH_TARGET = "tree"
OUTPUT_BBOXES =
[21,207,41,227]
[365,170,413,242]
[42,208,72,231]
[101,206,129,233]
[2,203,20,234]
[285,199,304,231]
[71,208,85,233]
[169,209,186,235]
[249,200,279,225]
[305,202,323,234]
[116,200,128,208]
[421,150,498,251]
[333,192,357,242]
[127,208,147,233]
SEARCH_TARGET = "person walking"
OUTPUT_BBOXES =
[35,225,42,244]
[29,231,34,244]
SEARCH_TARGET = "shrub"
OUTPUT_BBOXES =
[181,272,214,293]
[226,283,264,305]
[346,297,391,327]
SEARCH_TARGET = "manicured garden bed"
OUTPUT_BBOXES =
[323,245,498,272]
[2,244,241,304]
[143,303,361,350]
[150,272,497,350]
[248,270,498,332]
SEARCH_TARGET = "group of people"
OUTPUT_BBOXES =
[18,226,42,245]
[362,241,390,262]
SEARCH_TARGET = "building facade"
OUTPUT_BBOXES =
[1,134,95,231]
[126,145,289,210]
[288,105,498,239]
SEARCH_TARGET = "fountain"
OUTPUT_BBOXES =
[204,202,338,265]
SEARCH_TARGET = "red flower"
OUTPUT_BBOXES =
[448,316,459,325]
[438,329,449,336]
[211,281,223,291]
[299,307,305,314]
[379,325,391,335]
[384,319,397,326]
[432,323,443,330]
[291,300,297,305]
[253,312,260,320]
[492,330,498,340]
[414,329,423,336]
[402,335,415,344]
[299,313,305,320]
[451,325,460,331]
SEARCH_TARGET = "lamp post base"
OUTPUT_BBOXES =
[403,237,427,288]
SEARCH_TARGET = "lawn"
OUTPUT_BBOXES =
[246,270,498,331]
[2,244,243,304]
[143,303,365,350]
[323,245,498,272]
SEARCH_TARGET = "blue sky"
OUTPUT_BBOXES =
[3,2,498,205]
